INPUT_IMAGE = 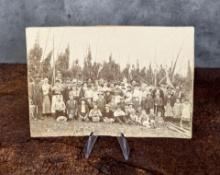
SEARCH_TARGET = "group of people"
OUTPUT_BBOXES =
[29,76,192,129]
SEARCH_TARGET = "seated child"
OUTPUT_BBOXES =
[140,109,150,128]
[114,106,126,123]
[136,106,143,124]
[123,105,132,124]
[66,95,78,120]
[54,95,66,119]
[103,104,115,123]
[129,109,139,124]
[89,104,102,122]
[78,99,89,121]
[155,111,165,128]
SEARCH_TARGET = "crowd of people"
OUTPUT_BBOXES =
[29,76,192,129]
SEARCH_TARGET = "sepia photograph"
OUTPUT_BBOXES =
[26,26,194,138]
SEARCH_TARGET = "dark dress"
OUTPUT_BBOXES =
[66,99,78,118]
[102,110,114,119]
[154,96,164,116]
[141,96,154,114]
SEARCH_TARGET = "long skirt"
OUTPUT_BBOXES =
[164,104,174,117]
[51,95,63,113]
[42,95,51,114]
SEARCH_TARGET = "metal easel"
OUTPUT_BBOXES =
[84,132,130,160]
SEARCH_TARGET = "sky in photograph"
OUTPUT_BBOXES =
[26,26,194,76]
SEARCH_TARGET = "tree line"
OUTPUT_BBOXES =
[28,41,193,93]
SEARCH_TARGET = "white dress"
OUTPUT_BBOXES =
[181,103,191,121]
[42,84,51,114]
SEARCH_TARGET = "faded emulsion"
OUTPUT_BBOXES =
[26,26,194,138]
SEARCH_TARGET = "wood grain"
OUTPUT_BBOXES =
[0,64,219,175]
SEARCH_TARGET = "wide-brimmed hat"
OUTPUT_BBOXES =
[105,104,111,108]
[126,102,134,106]
[79,97,87,102]
[56,116,67,122]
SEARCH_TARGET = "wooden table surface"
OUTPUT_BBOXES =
[0,64,219,175]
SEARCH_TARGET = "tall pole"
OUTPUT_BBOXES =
[52,35,55,86]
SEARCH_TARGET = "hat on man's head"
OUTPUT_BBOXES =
[79,97,87,102]
[105,104,111,108]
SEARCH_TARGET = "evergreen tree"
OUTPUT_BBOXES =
[28,42,43,81]
[42,51,52,79]
[83,47,93,80]
[146,64,153,85]
[70,59,82,79]
[55,45,70,80]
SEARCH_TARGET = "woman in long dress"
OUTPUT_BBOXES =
[51,79,64,114]
[164,94,174,120]
[181,100,191,128]
[42,78,51,117]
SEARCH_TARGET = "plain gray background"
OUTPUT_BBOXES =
[0,0,219,67]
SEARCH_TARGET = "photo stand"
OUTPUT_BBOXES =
[84,132,130,160]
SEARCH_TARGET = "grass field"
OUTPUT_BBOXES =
[29,117,191,138]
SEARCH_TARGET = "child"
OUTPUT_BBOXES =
[114,106,126,123]
[136,106,143,124]
[66,95,78,120]
[127,103,136,115]
[54,95,66,119]
[29,99,37,120]
[129,109,139,124]
[89,104,102,122]
[140,109,150,128]
[173,98,183,124]
[155,111,165,128]
[78,99,89,121]
[103,104,115,123]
